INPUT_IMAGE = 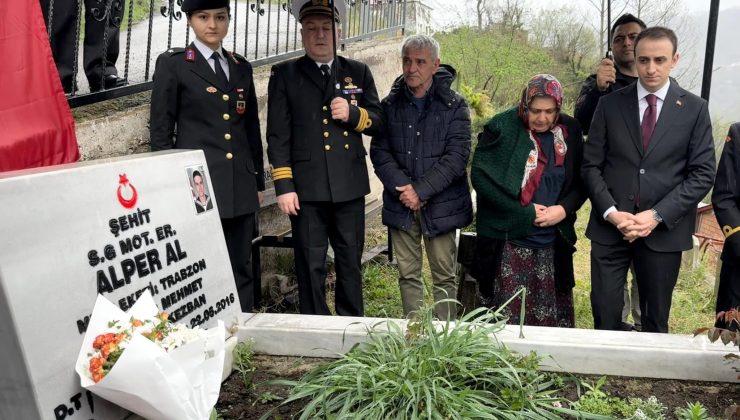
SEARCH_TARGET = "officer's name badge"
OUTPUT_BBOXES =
[186,48,195,62]
[236,100,246,115]
[342,88,363,95]
[206,86,217,93]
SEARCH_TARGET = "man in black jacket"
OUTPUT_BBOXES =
[266,0,383,316]
[370,35,472,321]
[575,14,645,135]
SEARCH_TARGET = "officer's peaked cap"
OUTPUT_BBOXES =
[181,0,230,13]
[291,0,347,23]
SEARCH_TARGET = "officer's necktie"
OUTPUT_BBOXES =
[211,52,228,88]
[641,94,658,151]
[320,64,331,88]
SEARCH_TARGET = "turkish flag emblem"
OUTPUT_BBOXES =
[117,174,138,208]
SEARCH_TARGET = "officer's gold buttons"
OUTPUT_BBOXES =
[344,144,349,150]
[343,131,348,136]
[325,145,331,151]
[224,133,232,140]
[322,106,328,111]
[226,152,233,160]
[223,114,230,121]
[222,94,229,101]
[323,132,330,138]
[323,119,329,125]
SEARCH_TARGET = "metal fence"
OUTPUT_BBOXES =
[42,0,407,108]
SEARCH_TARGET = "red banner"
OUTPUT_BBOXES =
[0,0,79,172]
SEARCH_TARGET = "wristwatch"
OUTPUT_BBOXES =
[651,209,663,224]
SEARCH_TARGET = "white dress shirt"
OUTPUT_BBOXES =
[193,38,230,81]
[602,79,671,220]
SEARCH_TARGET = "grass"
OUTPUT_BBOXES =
[361,201,718,335]
[266,300,607,420]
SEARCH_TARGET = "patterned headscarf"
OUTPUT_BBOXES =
[517,74,563,130]
[517,74,568,207]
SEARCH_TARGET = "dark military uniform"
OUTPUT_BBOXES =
[40,0,125,92]
[150,44,265,312]
[267,55,382,316]
[712,122,740,328]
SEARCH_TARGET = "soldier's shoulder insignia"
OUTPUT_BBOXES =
[230,51,247,63]
[727,135,733,143]
[164,47,186,57]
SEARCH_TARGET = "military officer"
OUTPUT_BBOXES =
[267,0,383,316]
[150,0,265,312]
[713,122,740,329]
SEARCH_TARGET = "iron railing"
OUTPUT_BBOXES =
[42,0,407,108]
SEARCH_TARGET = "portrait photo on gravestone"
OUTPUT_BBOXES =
[188,165,213,215]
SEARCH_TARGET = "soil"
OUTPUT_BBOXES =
[216,355,740,419]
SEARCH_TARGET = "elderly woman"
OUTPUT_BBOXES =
[471,74,586,327]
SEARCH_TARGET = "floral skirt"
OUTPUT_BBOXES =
[491,242,574,328]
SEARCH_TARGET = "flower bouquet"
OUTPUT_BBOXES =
[75,290,225,420]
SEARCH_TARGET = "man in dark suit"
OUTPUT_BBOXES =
[150,0,265,312]
[40,0,127,93]
[582,27,715,333]
[266,0,382,316]
[575,13,647,332]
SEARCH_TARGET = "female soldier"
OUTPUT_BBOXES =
[150,0,264,312]
[471,74,586,327]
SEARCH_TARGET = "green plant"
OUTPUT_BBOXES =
[233,340,256,390]
[675,402,715,420]
[572,377,630,416]
[622,396,667,419]
[693,307,740,379]
[208,408,224,420]
[265,291,607,420]
[572,378,669,419]
[255,391,283,405]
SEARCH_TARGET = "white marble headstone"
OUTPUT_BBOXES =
[0,150,240,420]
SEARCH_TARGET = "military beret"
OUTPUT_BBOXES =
[291,0,347,23]
[181,0,229,13]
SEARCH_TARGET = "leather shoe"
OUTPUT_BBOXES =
[89,75,127,92]
[619,322,634,331]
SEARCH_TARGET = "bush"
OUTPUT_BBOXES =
[267,297,605,419]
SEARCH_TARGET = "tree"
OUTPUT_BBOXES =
[529,7,600,84]
[583,0,629,57]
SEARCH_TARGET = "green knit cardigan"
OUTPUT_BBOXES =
[471,107,583,244]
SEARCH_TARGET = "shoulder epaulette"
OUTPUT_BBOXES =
[230,51,247,62]
[163,47,186,56]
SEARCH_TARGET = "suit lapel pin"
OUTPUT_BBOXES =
[186,48,195,62]
[206,86,217,93]
[676,99,683,108]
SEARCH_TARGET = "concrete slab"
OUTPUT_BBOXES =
[235,313,738,383]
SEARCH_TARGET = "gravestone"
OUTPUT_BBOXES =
[0,150,241,420]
